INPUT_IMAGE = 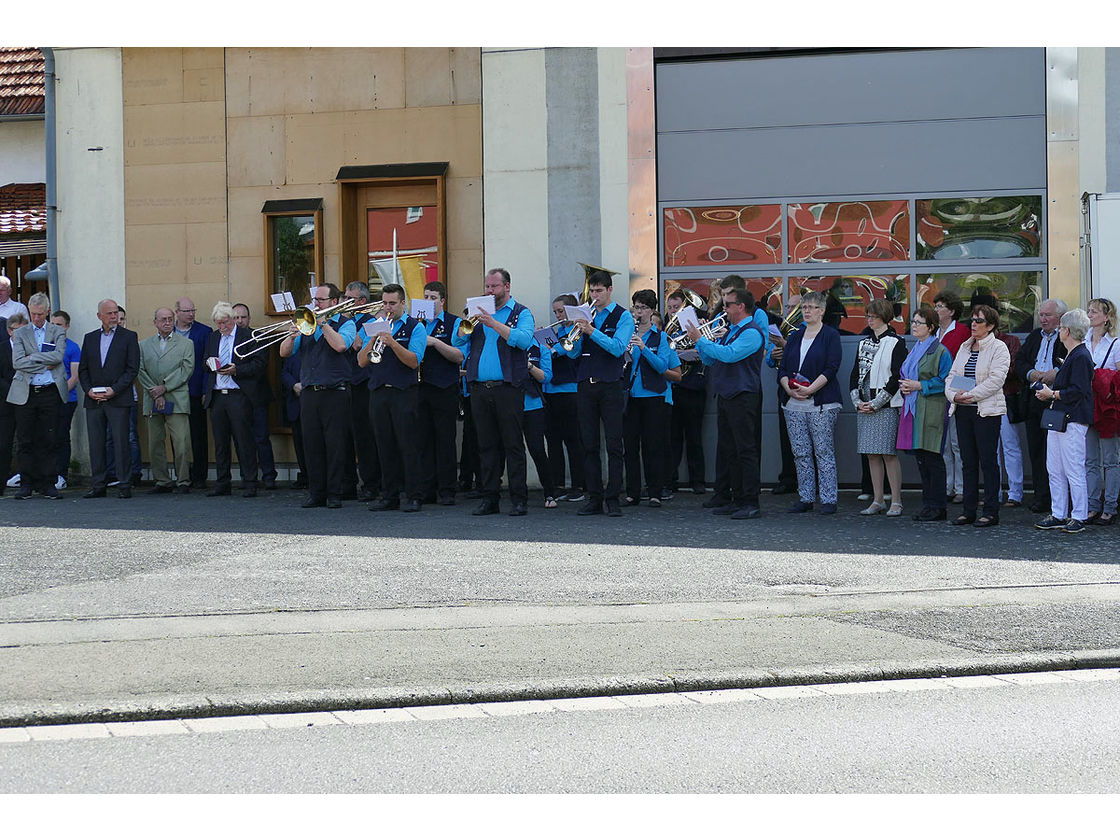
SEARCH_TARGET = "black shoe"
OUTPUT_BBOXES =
[263,480,278,491]
[242,488,258,498]
[712,503,739,516]
[702,495,731,509]
[771,483,796,496]
[465,488,483,499]
[301,496,326,509]
[578,500,603,516]
[401,500,422,513]
[1029,501,1050,514]
[358,489,376,503]
[606,499,622,517]
[973,515,999,528]
[176,485,191,494]
[508,502,528,516]
[819,503,837,515]
[951,514,975,526]
[148,485,174,495]
[14,487,32,500]
[368,498,398,511]
[623,495,640,507]
[326,497,343,509]
[40,487,62,500]
[190,481,207,491]
[731,505,761,520]
[786,500,813,513]
[118,487,133,499]
[472,500,500,516]
[691,483,707,496]
[83,488,107,499]
[438,495,456,506]
[206,487,231,497]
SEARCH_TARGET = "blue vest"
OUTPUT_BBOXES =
[632,328,668,395]
[578,304,625,383]
[709,320,764,399]
[347,313,375,386]
[550,350,578,387]
[420,311,460,389]
[368,316,422,390]
[464,301,530,388]
[300,317,353,387]
[525,343,544,400]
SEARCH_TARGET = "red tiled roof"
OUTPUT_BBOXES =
[0,183,46,234]
[0,47,45,117]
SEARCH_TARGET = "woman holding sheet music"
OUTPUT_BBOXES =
[943,303,1010,528]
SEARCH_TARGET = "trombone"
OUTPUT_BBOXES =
[233,300,353,359]
[667,312,729,351]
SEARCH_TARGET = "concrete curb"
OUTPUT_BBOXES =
[4,648,1120,729]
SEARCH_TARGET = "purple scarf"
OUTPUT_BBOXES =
[900,335,938,419]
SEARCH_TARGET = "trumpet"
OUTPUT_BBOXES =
[561,305,598,352]
[367,334,387,364]
[458,308,482,337]
[667,312,729,351]
[234,299,353,359]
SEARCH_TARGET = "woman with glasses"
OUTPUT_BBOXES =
[1084,298,1119,525]
[943,304,1010,527]
[777,290,842,514]
[896,305,953,520]
[849,298,908,516]
[1034,309,1097,533]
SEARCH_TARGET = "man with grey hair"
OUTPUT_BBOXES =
[78,299,141,498]
[138,306,194,494]
[7,293,68,499]
[0,276,29,321]
[202,301,264,497]
[0,312,25,495]
[174,296,212,489]
[1015,297,1070,513]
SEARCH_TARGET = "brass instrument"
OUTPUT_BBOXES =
[663,287,708,344]
[558,261,615,352]
[667,312,729,351]
[458,308,482,337]
[233,300,354,359]
[367,332,387,364]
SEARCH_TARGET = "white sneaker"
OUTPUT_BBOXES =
[55,475,68,490]
[857,493,871,501]
[107,479,120,488]
[6,473,20,488]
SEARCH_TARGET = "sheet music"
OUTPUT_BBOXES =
[465,295,496,317]
[675,306,701,332]
[410,299,435,321]
[363,319,392,337]
[534,327,560,348]
[563,304,595,323]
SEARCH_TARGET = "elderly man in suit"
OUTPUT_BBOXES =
[7,293,69,499]
[79,299,141,498]
[138,306,195,495]
[0,312,25,496]
[203,301,265,498]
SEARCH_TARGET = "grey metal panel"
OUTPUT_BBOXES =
[656,48,1046,133]
[658,116,1048,201]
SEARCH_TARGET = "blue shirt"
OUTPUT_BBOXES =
[562,301,635,361]
[291,315,358,356]
[525,340,552,411]
[30,324,56,386]
[453,298,535,382]
[696,316,765,366]
[63,338,81,402]
[629,326,679,404]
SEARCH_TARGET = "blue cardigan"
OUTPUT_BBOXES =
[777,324,843,407]
[1051,342,1094,426]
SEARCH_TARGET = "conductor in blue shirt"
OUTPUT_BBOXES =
[689,287,766,520]
[453,268,536,516]
[565,269,635,517]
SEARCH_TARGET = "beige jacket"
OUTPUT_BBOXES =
[944,332,1010,417]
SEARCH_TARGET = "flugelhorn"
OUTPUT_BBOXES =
[667,312,729,351]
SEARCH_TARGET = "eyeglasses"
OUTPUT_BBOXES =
[933,303,947,310]
[800,304,823,311]
[910,318,930,326]
[177,308,195,313]
[312,296,332,302]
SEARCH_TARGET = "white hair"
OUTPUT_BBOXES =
[211,301,236,322]
[1060,308,1090,342]
[1042,298,1069,316]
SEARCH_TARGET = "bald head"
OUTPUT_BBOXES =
[97,299,120,334]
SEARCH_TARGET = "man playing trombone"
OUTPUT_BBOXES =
[279,283,356,509]
[453,268,535,516]
[360,283,427,513]
[564,268,634,517]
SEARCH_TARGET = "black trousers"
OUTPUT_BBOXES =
[713,390,762,500]
[545,391,585,492]
[458,392,481,489]
[370,385,422,502]
[625,395,670,500]
[0,401,15,488]
[955,405,1002,518]
[577,379,625,503]
[716,390,762,508]
[251,403,277,484]
[347,381,380,496]
[418,382,459,500]
[188,394,208,486]
[16,387,62,492]
[1022,397,1051,504]
[524,407,556,498]
[209,390,258,490]
[912,448,948,511]
[86,401,133,492]
[668,385,705,489]
[301,386,352,501]
[56,399,77,479]
[471,383,527,505]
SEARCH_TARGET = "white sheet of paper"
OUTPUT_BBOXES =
[284,291,296,311]
[410,299,435,321]
[465,295,496,317]
[675,305,701,332]
[564,304,595,323]
[363,319,392,337]
[270,293,288,312]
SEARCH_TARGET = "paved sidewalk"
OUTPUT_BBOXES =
[2,486,1118,725]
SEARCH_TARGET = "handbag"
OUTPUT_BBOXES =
[1040,399,1068,433]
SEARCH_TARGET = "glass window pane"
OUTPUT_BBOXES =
[916,196,1042,260]
[663,205,782,267]
[787,200,910,264]
[271,214,316,299]
[664,276,783,323]
[789,274,910,335]
[917,271,1042,333]
[367,206,440,300]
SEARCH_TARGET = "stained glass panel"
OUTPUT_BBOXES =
[663,205,782,267]
[917,271,1042,333]
[787,200,910,264]
[788,274,910,336]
